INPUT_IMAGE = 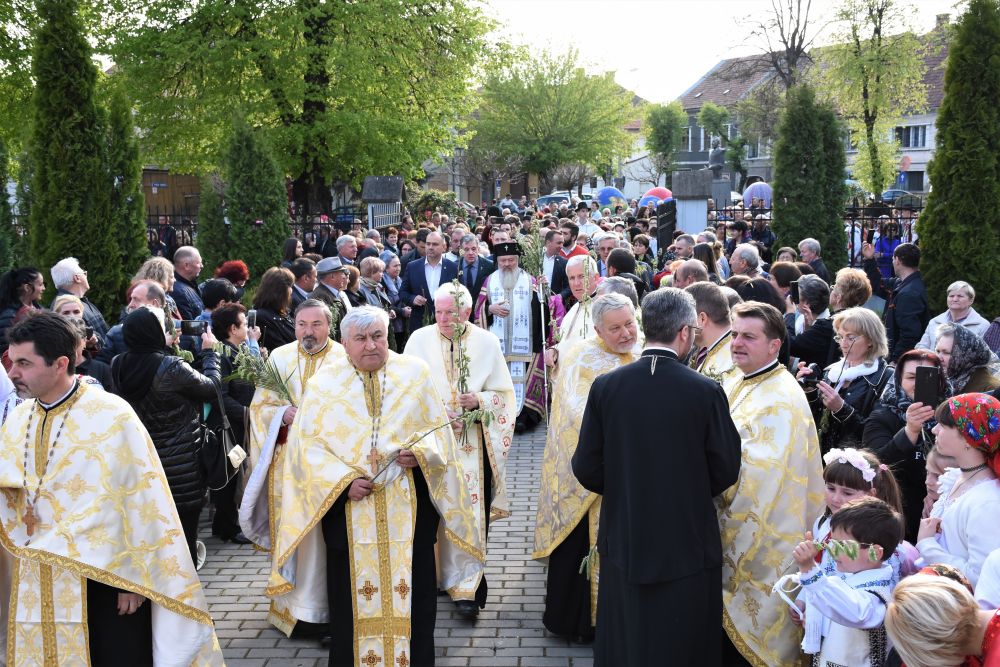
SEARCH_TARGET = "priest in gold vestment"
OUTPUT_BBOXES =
[0,312,224,665]
[533,293,640,642]
[403,281,515,620]
[720,302,825,667]
[273,306,483,666]
[240,299,343,636]
[685,282,739,388]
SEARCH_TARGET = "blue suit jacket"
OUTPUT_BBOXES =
[399,257,459,333]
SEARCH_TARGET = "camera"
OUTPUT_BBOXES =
[180,320,207,336]
[799,363,822,387]
[84,325,94,339]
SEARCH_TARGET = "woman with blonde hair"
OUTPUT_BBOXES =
[798,306,893,454]
[133,256,182,320]
[885,573,1000,667]
[830,267,873,313]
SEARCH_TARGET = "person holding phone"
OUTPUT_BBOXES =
[797,307,893,456]
[863,349,953,542]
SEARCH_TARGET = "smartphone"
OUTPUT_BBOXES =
[789,280,800,304]
[246,309,257,330]
[799,363,822,387]
[865,228,876,245]
[180,320,206,336]
[914,366,941,407]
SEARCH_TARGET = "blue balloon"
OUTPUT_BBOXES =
[638,195,659,208]
[596,186,628,209]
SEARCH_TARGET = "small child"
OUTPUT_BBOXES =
[793,496,903,667]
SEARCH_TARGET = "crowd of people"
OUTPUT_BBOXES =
[1,191,1000,666]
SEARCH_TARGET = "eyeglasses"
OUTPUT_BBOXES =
[688,324,703,336]
[834,333,864,343]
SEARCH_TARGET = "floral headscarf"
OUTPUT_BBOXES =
[947,392,1000,475]
[945,324,1000,393]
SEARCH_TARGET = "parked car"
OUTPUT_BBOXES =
[880,189,912,203]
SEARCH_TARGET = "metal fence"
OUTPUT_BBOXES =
[713,203,922,268]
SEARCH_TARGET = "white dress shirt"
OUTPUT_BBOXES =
[543,254,556,285]
[424,259,443,297]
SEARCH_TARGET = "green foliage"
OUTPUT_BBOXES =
[28,0,117,316]
[772,85,848,270]
[105,87,147,297]
[408,189,465,223]
[697,102,730,139]
[919,0,1000,315]
[473,47,636,177]
[644,101,688,174]
[734,82,785,145]
[196,175,229,280]
[0,138,14,273]
[224,121,290,280]
[814,0,928,196]
[726,136,750,190]
[96,0,492,207]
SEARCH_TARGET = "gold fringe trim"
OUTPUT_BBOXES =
[268,601,296,638]
[721,606,769,667]
[274,473,359,571]
[531,496,598,561]
[0,528,213,627]
[40,564,56,664]
[6,554,18,666]
[410,449,484,562]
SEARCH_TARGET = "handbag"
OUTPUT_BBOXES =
[199,378,248,491]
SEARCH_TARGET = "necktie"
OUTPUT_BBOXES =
[695,346,709,368]
[465,263,473,289]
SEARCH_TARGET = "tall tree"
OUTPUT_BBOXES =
[473,48,636,181]
[743,0,818,89]
[0,138,14,273]
[644,101,688,184]
[29,0,116,315]
[224,121,290,279]
[105,87,147,296]
[815,0,927,197]
[97,0,491,213]
[697,101,752,189]
[918,0,1000,315]
[816,103,849,270]
[772,84,845,267]
[195,174,228,279]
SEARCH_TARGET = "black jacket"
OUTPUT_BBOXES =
[809,258,831,284]
[785,315,836,368]
[572,349,741,584]
[864,261,930,362]
[256,308,295,353]
[127,352,220,511]
[78,357,114,392]
[208,342,255,447]
[807,359,893,454]
[457,256,495,303]
[862,405,929,543]
[170,273,205,321]
[548,255,569,297]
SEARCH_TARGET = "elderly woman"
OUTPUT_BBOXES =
[359,257,397,349]
[344,265,365,308]
[798,307,893,455]
[917,393,1000,586]
[134,257,182,321]
[774,246,797,264]
[767,261,801,300]
[935,323,1000,395]
[863,349,952,542]
[829,267,873,313]
[252,267,296,352]
[917,281,990,351]
[785,273,836,368]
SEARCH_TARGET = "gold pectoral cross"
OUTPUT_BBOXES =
[368,446,382,476]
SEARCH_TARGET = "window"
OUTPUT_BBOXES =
[746,140,760,160]
[682,127,692,152]
[699,127,706,152]
[895,125,928,149]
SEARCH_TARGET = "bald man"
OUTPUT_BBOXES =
[399,231,460,332]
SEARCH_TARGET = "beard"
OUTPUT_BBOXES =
[300,335,319,351]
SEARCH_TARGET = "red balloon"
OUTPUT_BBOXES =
[644,187,672,200]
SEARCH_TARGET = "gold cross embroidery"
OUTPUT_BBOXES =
[393,578,410,600]
[358,580,379,602]
[361,649,382,666]
[396,652,409,667]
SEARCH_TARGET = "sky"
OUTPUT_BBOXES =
[479,0,965,103]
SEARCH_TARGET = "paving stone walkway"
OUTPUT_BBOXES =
[200,424,594,667]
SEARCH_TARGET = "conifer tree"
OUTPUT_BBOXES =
[772,84,848,270]
[224,121,289,279]
[196,174,229,279]
[0,139,15,273]
[918,0,1000,314]
[106,88,147,296]
[28,0,116,314]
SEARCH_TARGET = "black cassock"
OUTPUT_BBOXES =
[572,348,741,667]
[321,468,440,667]
[542,517,594,641]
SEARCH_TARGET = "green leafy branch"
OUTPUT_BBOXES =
[223,344,296,406]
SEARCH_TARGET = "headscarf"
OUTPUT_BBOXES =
[946,324,1000,392]
[947,392,1000,475]
[879,354,953,423]
[112,307,168,405]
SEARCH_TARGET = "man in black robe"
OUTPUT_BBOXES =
[572,287,741,666]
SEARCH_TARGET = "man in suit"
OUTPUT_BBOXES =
[308,257,350,341]
[541,229,568,297]
[572,288,741,667]
[400,231,458,333]
[798,237,831,284]
[400,228,430,272]
[458,233,494,303]
[594,233,617,278]
[289,257,317,312]
[861,241,929,363]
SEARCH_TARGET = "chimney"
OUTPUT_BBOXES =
[936,13,950,29]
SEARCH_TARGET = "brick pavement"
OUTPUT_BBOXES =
[200,425,594,667]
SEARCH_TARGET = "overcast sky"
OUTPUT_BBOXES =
[479,0,964,103]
